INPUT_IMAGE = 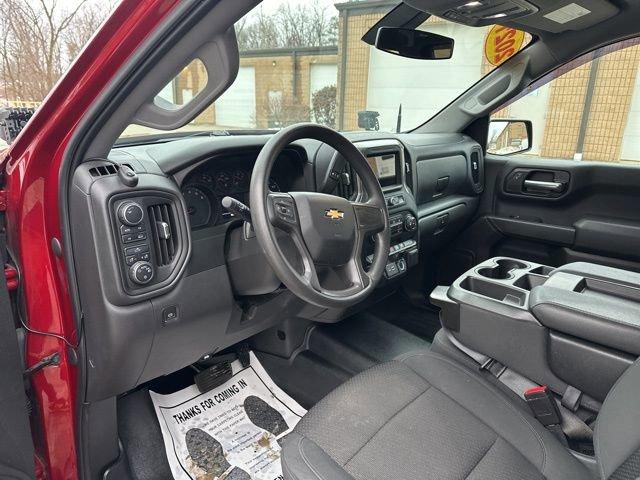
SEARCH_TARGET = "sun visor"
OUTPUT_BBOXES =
[131,29,239,131]
[403,0,619,33]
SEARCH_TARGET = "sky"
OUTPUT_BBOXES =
[253,0,340,13]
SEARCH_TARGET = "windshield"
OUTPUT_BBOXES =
[120,0,531,138]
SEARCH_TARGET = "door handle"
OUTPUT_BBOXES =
[523,179,565,192]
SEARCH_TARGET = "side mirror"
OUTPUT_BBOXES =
[487,120,532,156]
[375,27,454,60]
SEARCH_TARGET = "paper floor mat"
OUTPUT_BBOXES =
[150,352,306,480]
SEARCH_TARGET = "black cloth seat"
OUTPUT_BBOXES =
[282,349,609,480]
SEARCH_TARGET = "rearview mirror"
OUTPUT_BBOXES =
[375,27,454,60]
[487,120,532,156]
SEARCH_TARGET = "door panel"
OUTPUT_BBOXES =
[438,154,640,282]
[0,261,34,479]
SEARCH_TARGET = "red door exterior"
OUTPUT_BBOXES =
[2,1,180,478]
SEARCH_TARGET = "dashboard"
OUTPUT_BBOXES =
[70,131,484,404]
[179,149,305,229]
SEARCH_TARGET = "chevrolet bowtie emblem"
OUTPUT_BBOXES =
[324,209,345,220]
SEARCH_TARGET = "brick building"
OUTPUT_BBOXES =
[170,47,339,129]
[169,0,640,162]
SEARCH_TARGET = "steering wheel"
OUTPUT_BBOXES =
[250,124,390,309]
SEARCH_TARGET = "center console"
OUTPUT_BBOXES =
[431,257,639,405]
[382,210,418,279]
[358,140,419,280]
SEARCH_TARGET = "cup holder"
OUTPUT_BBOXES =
[477,259,528,280]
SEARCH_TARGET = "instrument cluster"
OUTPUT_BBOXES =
[180,150,303,229]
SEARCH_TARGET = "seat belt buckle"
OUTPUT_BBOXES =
[524,386,561,427]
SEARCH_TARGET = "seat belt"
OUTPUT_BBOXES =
[445,331,537,395]
[444,331,593,446]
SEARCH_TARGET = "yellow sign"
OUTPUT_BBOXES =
[484,25,526,66]
[324,209,345,220]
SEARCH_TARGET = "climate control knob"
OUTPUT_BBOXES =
[118,202,144,226]
[129,261,154,285]
[404,214,417,232]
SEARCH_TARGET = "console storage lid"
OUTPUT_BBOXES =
[530,262,640,356]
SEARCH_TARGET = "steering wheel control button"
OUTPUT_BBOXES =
[354,205,384,232]
[118,202,144,226]
[273,198,296,224]
[277,203,293,216]
[129,261,154,285]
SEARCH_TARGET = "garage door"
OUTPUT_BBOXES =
[215,66,256,128]
[310,64,338,104]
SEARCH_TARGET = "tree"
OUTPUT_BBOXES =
[311,85,336,128]
[236,0,338,51]
[0,0,110,102]
[264,91,310,128]
[64,2,110,61]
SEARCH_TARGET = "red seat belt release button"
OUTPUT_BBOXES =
[524,385,561,426]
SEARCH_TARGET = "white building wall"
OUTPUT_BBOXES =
[621,66,640,162]
[215,66,257,128]
[366,24,488,132]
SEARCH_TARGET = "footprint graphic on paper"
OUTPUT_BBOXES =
[185,428,251,480]
[243,395,289,437]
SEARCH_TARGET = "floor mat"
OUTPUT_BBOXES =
[150,352,306,480]
[370,293,442,341]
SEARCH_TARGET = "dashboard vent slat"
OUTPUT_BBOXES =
[89,163,134,178]
[148,203,177,266]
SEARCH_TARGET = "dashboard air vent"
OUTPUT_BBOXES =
[89,163,133,178]
[147,203,177,266]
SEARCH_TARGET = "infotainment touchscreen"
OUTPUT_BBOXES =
[366,153,399,187]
